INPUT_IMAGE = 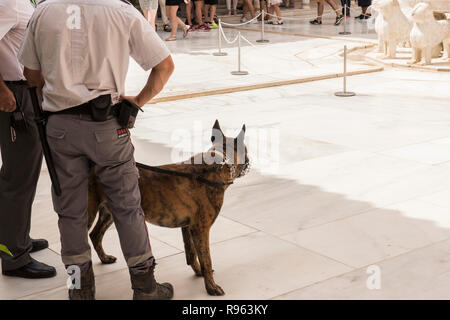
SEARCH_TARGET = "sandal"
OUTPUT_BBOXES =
[276,20,284,25]
[183,25,190,38]
[163,24,172,32]
[165,35,177,41]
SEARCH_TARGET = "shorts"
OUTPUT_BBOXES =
[139,0,158,10]
[205,0,218,4]
[358,0,371,7]
[166,0,181,6]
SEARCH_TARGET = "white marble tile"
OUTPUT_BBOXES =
[0,249,66,300]
[23,232,351,300]
[418,189,450,209]
[281,200,450,268]
[275,238,450,300]
[380,142,450,165]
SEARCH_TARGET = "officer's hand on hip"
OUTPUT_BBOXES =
[120,95,143,108]
[0,85,17,112]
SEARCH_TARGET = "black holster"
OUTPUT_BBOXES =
[117,99,142,129]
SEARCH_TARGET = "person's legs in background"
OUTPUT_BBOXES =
[166,4,189,40]
[356,0,372,19]
[240,0,256,22]
[158,0,171,31]
[204,0,218,28]
[341,0,350,17]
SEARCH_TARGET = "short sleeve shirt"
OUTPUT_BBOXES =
[18,0,171,111]
[0,0,34,81]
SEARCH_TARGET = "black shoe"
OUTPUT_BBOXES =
[2,258,56,279]
[30,238,49,253]
[310,19,322,25]
[335,15,344,25]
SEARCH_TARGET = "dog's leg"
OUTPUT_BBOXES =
[191,226,225,296]
[89,203,117,264]
[181,227,202,277]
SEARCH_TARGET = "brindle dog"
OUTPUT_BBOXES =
[87,120,249,295]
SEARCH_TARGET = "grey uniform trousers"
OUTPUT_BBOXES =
[46,113,152,267]
[0,82,43,271]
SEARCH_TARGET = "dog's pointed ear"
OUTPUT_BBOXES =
[236,124,246,141]
[211,119,223,143]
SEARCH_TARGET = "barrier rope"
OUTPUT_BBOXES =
[220,12,262,26]
[219,23,240,44]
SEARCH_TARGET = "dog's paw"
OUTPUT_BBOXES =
[100,255,117,264]
[206,284,225,296]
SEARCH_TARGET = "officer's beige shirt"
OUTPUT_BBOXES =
[18,0,171,112]
[0,0,34,81]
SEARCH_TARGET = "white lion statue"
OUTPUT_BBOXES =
[409,2,450,65]
[373,0,412,58]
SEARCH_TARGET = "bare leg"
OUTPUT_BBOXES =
[149,9,158,29]
[196,0,204,25]
[317,1,324,22]
[186,0,193,25]
[166,6,186,40]
[275,5,281,21]
[210,4,217,23]
[245,0,256,18]
[326,0,341,16]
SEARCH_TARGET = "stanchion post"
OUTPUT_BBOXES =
[339,4,351,35]
[213,20,228,56]
[256,10,269,43]
[335,45,355,97]
[231,32,249,75]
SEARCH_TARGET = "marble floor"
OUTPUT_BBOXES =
[2,2,450,300]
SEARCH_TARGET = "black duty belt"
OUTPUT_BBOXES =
[51,95,118,117]
[4,80,28,86]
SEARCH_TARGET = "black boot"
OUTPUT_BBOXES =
[130,261,174,300]
[68,261,95,300]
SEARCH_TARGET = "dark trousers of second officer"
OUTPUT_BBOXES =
[0,81,42,271]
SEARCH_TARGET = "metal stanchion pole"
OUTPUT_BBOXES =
[335,45,355,97]
[339,4,351,35]
[231,32,249,75]
[256,10,269,43]
[213,20,228,56]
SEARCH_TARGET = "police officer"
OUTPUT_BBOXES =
[19,0,175,300]
[0,0,56,279]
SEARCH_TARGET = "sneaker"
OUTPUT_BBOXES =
[240,17,247,23]
[250,18,259,24]
[210,21,218,29]
[189,25,198,31]
[310,18,322,25]
[198,24,210,32]
[363,13,372,19]
[335,15,344,25]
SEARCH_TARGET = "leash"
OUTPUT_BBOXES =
[135,162,234,188]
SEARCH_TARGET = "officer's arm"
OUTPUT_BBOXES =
[23,67,44,97]
[0,75,16,112]
[122,55,174,107]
